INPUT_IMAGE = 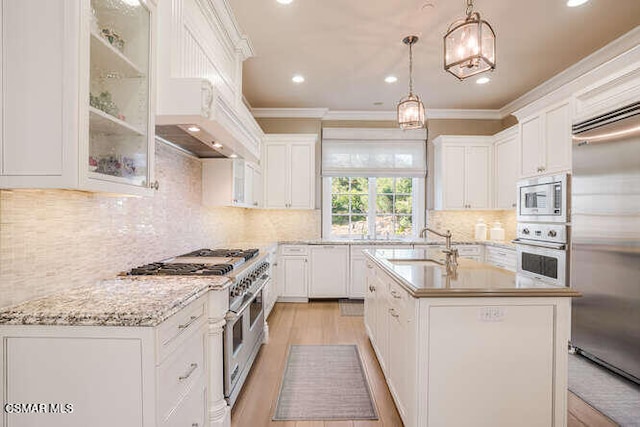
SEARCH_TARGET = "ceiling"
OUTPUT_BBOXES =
[229,0,640,112]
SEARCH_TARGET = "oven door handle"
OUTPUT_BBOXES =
[225,277,271,321]
[512,239,566,250]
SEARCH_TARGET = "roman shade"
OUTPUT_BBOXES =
[322,128,427,177]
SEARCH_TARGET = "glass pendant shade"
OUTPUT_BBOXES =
[397,35,426,130]
[397,94,425,130]
[444,12,496,80]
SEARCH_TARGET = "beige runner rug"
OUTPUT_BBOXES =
[273,344,378,420]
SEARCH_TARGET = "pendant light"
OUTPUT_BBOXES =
[397,35,426,130]
[444,0,496,80]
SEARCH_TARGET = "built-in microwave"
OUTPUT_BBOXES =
[517,173,569,223]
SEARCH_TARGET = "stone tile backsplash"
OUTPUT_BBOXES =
[427,209,517,242]
[0,142,249,308]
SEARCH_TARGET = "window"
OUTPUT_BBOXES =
[323,176,424,239]
[321,127,427,239]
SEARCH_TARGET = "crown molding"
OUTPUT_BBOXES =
[426,109,502,120]
[251,108,329,119]
[323,110,396,121]
[501,25,640,118]
[252,108,502,121]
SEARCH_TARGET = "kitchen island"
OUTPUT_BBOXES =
[364,248,580,427]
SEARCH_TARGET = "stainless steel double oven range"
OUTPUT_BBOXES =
[127,248,271,407]
[514,173,570,287]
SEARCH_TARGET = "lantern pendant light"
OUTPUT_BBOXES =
[397,35,426,130]
[444,0,496,80]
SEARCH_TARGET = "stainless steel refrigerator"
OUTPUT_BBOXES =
[571,102,640,384]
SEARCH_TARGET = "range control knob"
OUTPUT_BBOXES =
[522,228,530,235]
[548,230,557,237]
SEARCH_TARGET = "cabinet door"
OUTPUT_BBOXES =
[232,160,245,205]
[427,305,554,427]
[495,136,519,209]
[388,305,407,419]
[364,262,377,340]
[4,336,144,427]
[441,145,466,209]
[281,257,308,298]
[350,257,367,298]
[520,116,544,177]
[244,162,254,207]
[252,166,262,207]
[289,143,315,209]
[264,143,288,208]
[544,103,571,173]
[465,145,491,209]
[375,276,389,373]
[309,246,349,297]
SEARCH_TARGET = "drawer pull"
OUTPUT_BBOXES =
[192,424,199,427]
[179,363,198,381]
[390,290,401,299]
[389,308,399,318]
[178,315,200,330]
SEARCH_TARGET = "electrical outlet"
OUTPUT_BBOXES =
[478,306,506,322]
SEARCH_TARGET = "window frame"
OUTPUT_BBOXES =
[322,176,425,239]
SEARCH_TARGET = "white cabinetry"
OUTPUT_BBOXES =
[278,245,309,302]
[309,245,349,298]
[0,0,156,196]
[202,159,261,208]
[263,134,316,209]
[246,162,263,208]
[202,159,245,207]
[518,100,572,178]
[493,126,519,209]
[484,246,516,272]
[364,265,417,425]
[0,296,210,427]
[433,136,493,210]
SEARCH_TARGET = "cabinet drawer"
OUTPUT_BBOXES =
[387,280,411,310]
[455,245,482,256]
[157,298,206,361]
[161,376,206,427]
[158,325,206,419]
[281,245,309,256]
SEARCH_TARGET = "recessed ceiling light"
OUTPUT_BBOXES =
[292,74,305,83]
[476,77,491,84]
[277,0,293,4]
[187,125,200,132]
[384,75,398,83]
[213,142,223,149]
[566,0,589,7]
[229,153,238,158]
[373,102,384,106]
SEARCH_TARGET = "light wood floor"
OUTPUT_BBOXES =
[231,301,617,427]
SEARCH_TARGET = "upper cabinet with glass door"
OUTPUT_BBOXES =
[0,0,156,196]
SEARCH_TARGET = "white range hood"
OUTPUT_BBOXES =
[155,0,263,163]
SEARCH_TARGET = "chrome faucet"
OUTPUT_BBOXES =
[419,227,459,269]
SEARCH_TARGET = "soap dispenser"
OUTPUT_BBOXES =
[474,218,487,241]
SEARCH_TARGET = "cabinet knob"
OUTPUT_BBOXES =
[390,290,401,299]
[512,203,517,208]
[389,308,399,318]
[148,180,159,190]
[369,285,376,292]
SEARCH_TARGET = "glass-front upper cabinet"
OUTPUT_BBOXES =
[87,0,153,190]
[0,0,156,195]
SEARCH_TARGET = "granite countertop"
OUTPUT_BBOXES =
[365,248,580,298]
[279,239,516,250]
[0,276,231,327]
